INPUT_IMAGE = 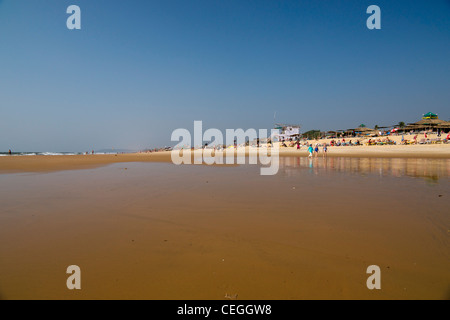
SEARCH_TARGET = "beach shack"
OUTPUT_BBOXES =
[404,112,450,133]
[273,124,301,141]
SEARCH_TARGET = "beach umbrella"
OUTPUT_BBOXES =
[409,118,448,132]
[356,127,373,132]
[422,112,438,119]
[414,119,446,126]
[348,127,374,137]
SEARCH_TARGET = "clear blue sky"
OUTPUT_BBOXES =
[1,0,449,152]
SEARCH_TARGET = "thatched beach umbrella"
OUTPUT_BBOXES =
[325,131,338,138]
[403,124,421,131]
[436,123,450,131]
[354,127,374,132]
[414,118,447,126]
[346,126,374,136]
[407,118,448,132]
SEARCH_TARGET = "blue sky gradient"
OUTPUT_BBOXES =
[1,0,449,151]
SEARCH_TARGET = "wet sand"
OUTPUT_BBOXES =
[0,144,449,174]
[0,152,173,174]
[0,158,449,300]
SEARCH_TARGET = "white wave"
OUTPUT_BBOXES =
[38,152,77,156]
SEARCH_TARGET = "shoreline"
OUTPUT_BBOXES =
[0,144,449,174]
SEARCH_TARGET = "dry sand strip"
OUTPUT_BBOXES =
[0,144,449,174]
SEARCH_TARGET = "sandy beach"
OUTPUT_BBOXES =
[0,152,172,174]
[1,136,449,300]
[0,159,449,300]
[2,0,450,304]
[0,144,449,174]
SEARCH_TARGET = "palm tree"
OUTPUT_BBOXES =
[398,121,405,128]
[374,125,379,130]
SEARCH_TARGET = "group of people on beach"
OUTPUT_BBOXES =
[308,144,327,158]
[329,139,361,146]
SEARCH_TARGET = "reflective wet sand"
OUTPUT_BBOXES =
[279,157,450,181]
[0,158,449,299]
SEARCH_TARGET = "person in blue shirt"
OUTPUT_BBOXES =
[308,145,313,158]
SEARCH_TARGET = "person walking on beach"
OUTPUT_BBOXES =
[8,149,12,155]
[296,141,300,150]
[323,144,328,157]
[308,144,313,158]
[314,144,319,157]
